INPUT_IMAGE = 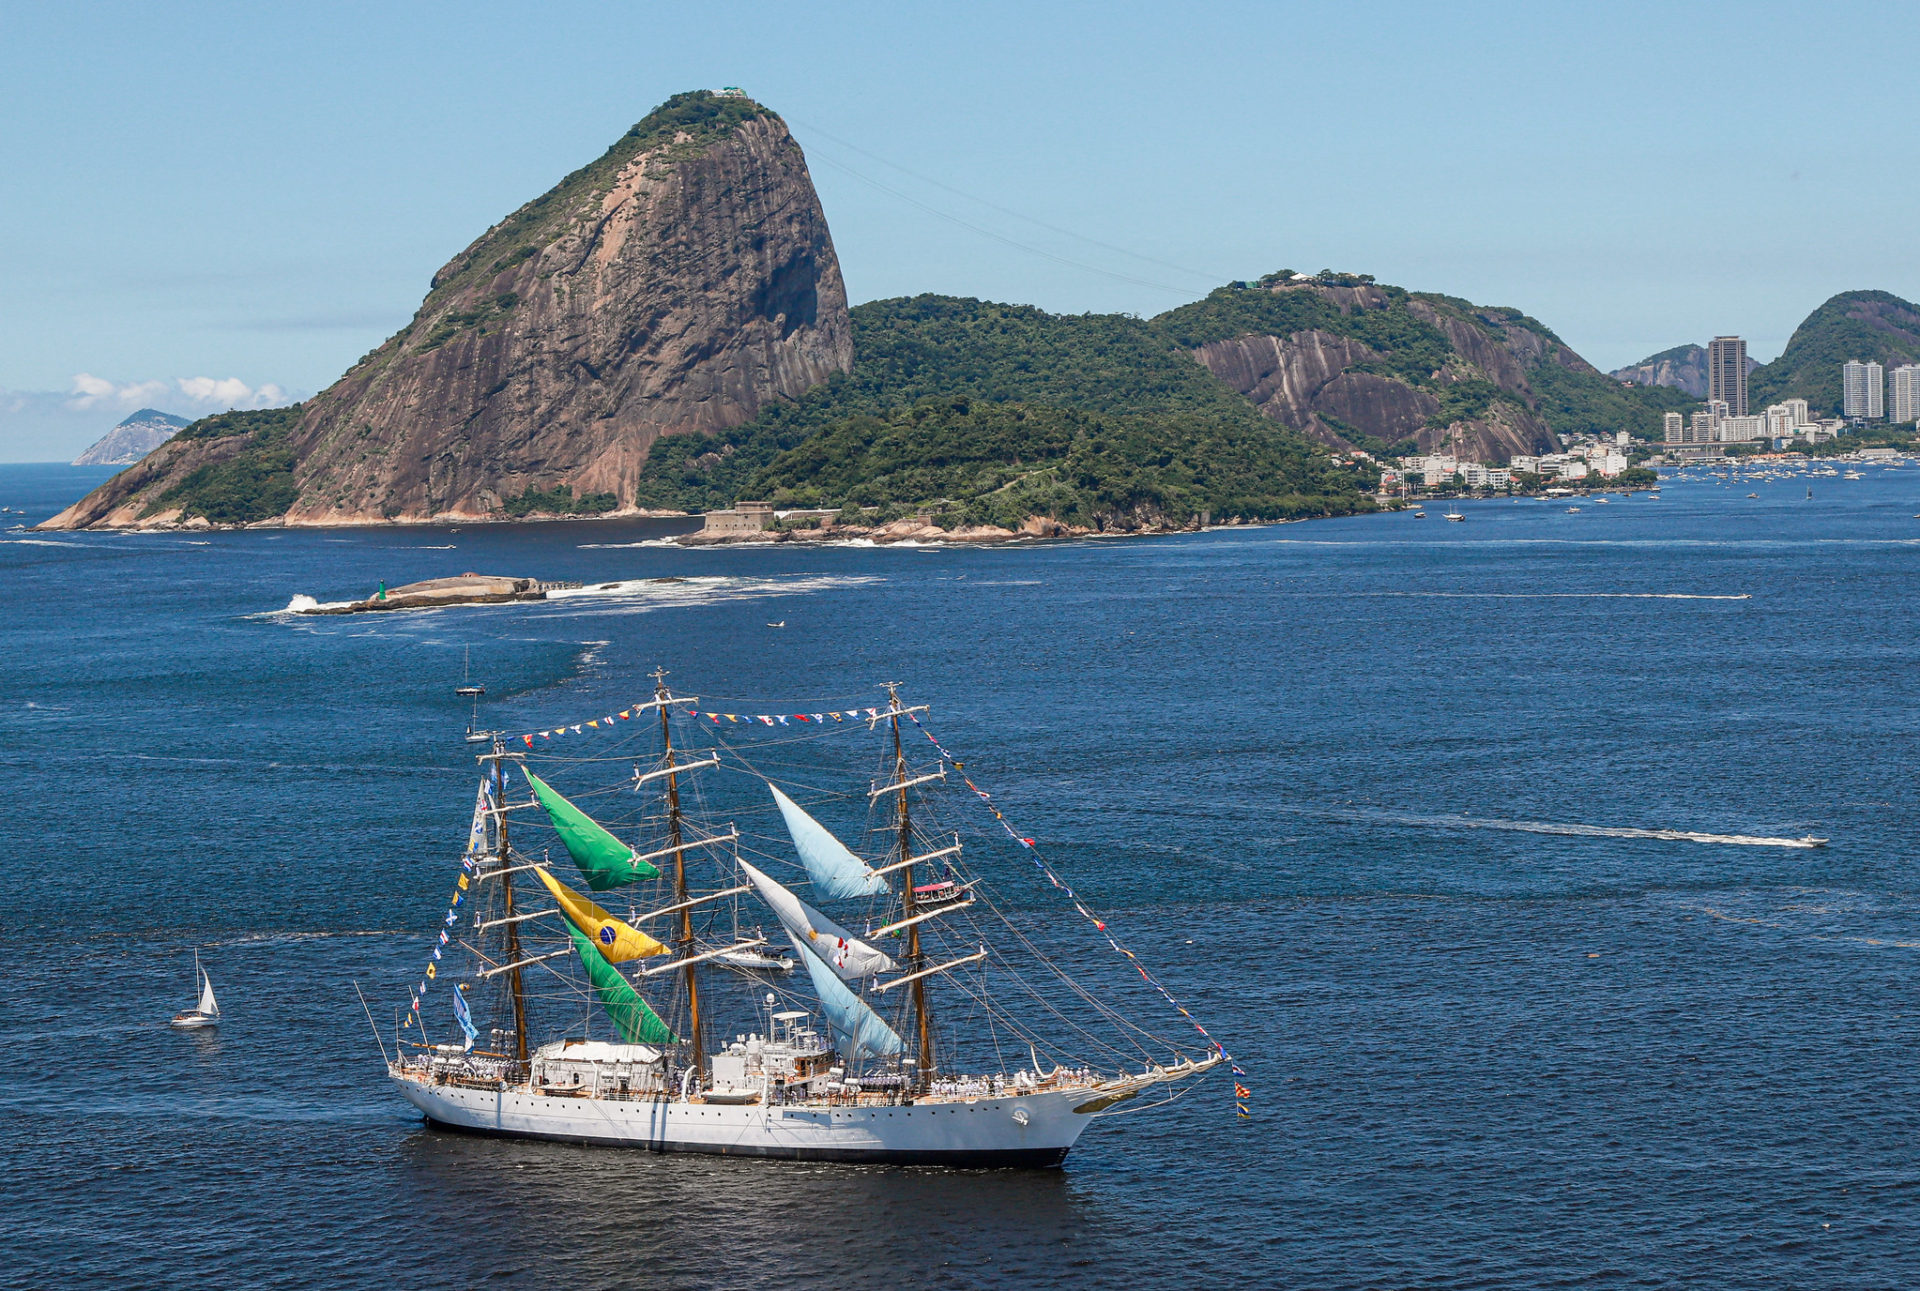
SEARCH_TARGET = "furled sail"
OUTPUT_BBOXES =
[197,970,218,1017]
[768,783,887,900]
[564,923,677,1045]
[737,857,896,980]
[788,933,904,1063]
[534,866,668,961]
[525,770,659,891]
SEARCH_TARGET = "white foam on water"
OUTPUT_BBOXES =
[1,538,86,547]
[539,573,882,618]
[260,594,354,618]
[1341,807,1826,849]
[576,539,682,549]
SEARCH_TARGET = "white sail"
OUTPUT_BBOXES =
[197,970,218,1017]
[787,933,904,1063]
[768,784,887,900]
[736,858,895,980]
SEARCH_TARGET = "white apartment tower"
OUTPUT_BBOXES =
[1708,336,1749,415]
[1844,360,1885,420]
[1892,364,1920,423]
[1663,411,1685,444]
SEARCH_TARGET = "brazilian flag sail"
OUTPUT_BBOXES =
[534,865,667,962]
[565,923,678,1046]
[525,770,659,890]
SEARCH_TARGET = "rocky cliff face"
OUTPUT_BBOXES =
[45,92,851,530]
[1171,279,1577,463]
[71,408,189,466]
[1609,344,1711,398]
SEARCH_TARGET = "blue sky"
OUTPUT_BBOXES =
[3,0,1914,460]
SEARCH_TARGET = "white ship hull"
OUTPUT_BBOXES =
[391,1070,1099,1166]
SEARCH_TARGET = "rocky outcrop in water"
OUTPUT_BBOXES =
[44,92,851,530]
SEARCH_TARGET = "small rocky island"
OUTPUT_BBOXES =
[296,574,580,614]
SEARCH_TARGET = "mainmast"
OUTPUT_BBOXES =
[888,683,934,1091]
[654,667,704,1083]
[486,736,528,1070]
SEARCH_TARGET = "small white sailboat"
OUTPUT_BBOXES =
[171,953,220,1029]
[458,648,497,744]
[1443,510,1465,522]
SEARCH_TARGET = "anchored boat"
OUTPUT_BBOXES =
[384,673,1223,1165]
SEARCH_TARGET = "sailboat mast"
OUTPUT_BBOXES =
[888,683,933,1091]
[491,737,528,1069]
[654,668,704,1083]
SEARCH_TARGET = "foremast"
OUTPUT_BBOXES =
[481,736,529,1071]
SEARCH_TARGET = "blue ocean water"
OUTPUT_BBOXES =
[5,460,1920,1287]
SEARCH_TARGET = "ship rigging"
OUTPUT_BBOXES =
[384,672,1223,1165]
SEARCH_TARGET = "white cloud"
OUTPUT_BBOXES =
[66,373,292,414]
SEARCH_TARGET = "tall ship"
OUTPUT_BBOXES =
[383,673,1226,1165]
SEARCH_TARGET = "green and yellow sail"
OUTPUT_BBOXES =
[534,865,667,962]
[525,769,659,890]
[565,923,677,1046]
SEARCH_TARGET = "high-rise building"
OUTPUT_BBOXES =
[1781,397,1810,425]
[1708,336,1749,415]
[1844,360,1885,420]
[1892,365,1920,423]
[1663,411,1685,444]
[1763,404,1794,439]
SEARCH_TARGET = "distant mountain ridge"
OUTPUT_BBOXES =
[1748,290,1920,414]
[42,95,1723,532]
[71,408,190,466]
[1612,292,1920,414]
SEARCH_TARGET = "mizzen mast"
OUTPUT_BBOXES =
[653,667,705,1082]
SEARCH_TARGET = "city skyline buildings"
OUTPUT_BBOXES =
[1844,359,1886,420]
[1708,336,1749,416]
[1893,365,1920,424]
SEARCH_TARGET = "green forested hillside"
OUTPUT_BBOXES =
[634,295,1375,524]
[1748,290,1920,413]
[1158,282,1689,442]
[750,397,1368,527]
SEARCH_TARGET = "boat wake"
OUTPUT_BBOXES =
[1358,592,1751,601]
[1333,807,1826,848]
